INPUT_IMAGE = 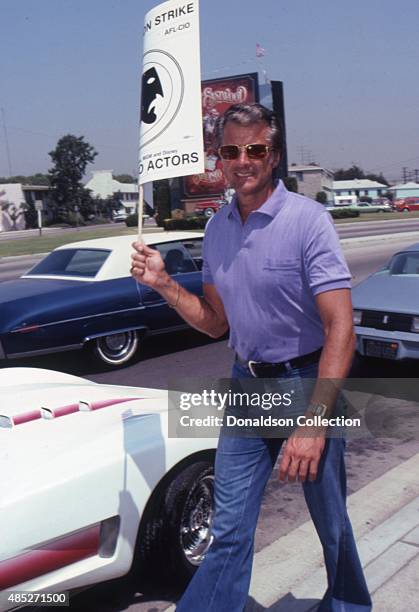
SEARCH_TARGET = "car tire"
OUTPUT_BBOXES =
[137,458,215,587]
[403,208,410,212]
[204,207,215,218]
[91,330,139,366]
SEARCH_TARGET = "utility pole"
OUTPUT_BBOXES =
[414,169,419,183]
[1,107,13,177]
[402,167,408,183]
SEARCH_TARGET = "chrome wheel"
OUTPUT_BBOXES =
[179,473,214,566]
[204,207,215,218]
[94,331,139,365]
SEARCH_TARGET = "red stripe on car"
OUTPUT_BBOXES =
[13,410,42,425]
[11,398,142,425]
[49,403,80,418]
[87,397,142,410]
[0,525,101,590]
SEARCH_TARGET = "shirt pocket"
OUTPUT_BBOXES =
[263,257,302,275]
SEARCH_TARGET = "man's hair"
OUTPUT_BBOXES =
[214,103,282,153]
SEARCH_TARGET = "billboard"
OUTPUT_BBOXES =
[183,72,259,198]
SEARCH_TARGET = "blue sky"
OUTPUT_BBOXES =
[1,0,418,182]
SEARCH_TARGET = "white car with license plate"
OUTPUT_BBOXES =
[352,243,419,360]
[0,368,216,611]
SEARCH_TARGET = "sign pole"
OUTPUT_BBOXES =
[35,200,43,237]
[138,182,144,241]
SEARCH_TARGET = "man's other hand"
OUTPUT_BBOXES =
[279,431,326,483]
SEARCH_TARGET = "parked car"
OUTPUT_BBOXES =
[0,367,216,610]
[194,199,225,218]
[393,197,419,212]
[0,232,204,367]
[349,201,393,214]
[112,208,129,222]
[352,242,419,360]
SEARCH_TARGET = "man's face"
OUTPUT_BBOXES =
[220,121,280,201]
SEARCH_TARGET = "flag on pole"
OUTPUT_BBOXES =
[139,0,204,186]
[256,43,265,58]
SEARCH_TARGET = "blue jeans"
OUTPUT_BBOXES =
[176,361,371,612]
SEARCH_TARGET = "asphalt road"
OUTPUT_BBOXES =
[336,216,419,238]
[0,254,43,281]
[7,235,419,611]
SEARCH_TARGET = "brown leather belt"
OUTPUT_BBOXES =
[235,347,322,378]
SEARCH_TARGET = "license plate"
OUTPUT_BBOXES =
[364,339,399,359]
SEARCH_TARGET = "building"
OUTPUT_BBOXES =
[85,170,138,215]
[288,164,334,203]
[0,183,51,231]
[333,179,387,204]
[387,182,419,200]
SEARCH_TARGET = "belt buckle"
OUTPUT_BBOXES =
[247,360,259,377]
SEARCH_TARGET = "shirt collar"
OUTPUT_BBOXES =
[227,180,288,221]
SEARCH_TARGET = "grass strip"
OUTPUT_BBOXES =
[0,227,138,257]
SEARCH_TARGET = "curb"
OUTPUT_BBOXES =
[247,451,419,609]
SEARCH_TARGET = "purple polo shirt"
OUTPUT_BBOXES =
[202,181,351,362]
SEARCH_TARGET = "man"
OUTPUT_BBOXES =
[131,103,371,611]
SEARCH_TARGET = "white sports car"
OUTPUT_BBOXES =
[0,368,216,611]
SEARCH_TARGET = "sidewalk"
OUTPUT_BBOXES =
[245,451,419,611]
[167,452,419,611]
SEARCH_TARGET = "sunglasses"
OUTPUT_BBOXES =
[218,143,275,160]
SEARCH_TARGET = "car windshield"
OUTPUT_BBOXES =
[27,248,111,277]
[387,252,419,275]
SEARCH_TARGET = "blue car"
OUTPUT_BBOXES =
[0,232,204,367]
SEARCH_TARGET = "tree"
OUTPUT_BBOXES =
[0,173,50,185]
[23,200,38,228]
[93,193,123,220]
[333,165,388,186]
[283,176,298,193]
[333,165,365,181]
[315,191,328,204]
[114,174,136,184]
[48,135,97,222]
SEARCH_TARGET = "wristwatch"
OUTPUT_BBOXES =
[307,403,328,418]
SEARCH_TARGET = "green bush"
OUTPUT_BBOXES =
[162,216,208,231]
[66,212,86,226]
[283,176,298,193]
[86,216,111,225]
[329,208,360,219]
[23,203,38,229]
[315,191,328,204]
[126,213,138,227]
